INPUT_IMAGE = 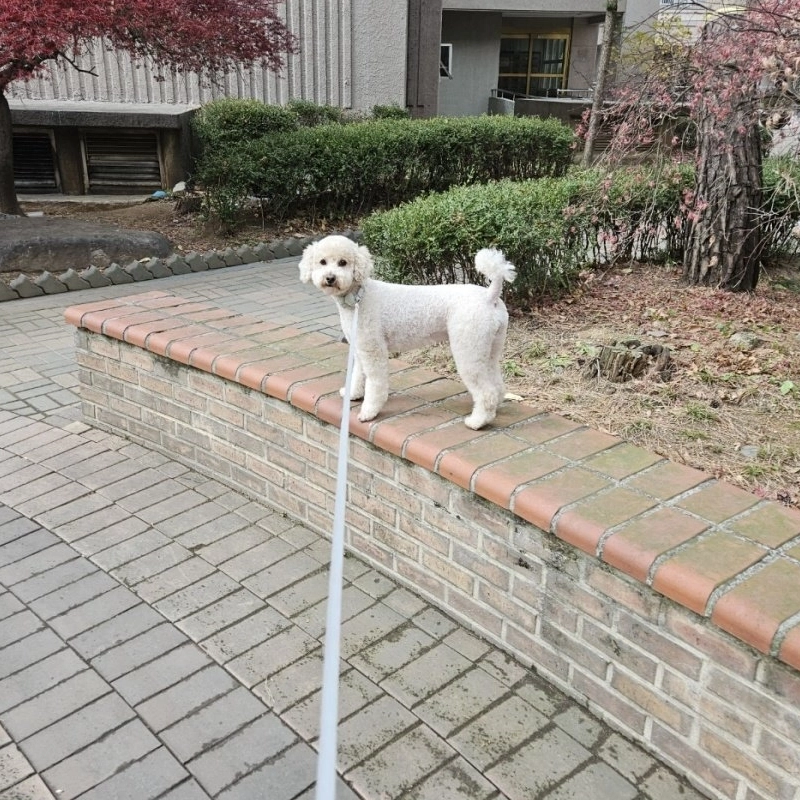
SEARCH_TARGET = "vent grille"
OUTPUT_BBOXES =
[13,132,58,192]
[83,131,162,193]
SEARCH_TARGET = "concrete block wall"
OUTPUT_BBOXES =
[65,290,800,800]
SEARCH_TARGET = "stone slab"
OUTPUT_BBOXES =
[0,218,171,273]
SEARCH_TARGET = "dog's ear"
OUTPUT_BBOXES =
[298,242,316,283]
[352,244,374,283]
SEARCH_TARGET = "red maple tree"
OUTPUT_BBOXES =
[0,0,296,214]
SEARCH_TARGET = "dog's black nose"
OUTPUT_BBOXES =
[324,275,336,286]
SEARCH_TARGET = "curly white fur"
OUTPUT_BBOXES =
[299,234,516,429]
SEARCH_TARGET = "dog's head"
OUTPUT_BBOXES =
[298,235,373,296]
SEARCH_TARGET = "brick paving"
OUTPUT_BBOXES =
[0,260,709,799]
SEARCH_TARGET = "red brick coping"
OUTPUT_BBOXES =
[65,289,800,676]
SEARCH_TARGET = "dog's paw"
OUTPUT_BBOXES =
[464,412,492,430]
[357,407,379,422]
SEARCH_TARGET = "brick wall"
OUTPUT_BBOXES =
[66,291,800,800]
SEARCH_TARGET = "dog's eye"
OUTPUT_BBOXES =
[338,259,347,267]
[320,259,327,266]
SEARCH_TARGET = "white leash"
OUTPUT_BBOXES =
[315,300,360,800]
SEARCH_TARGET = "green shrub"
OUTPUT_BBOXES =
[361,177,583,299]
[372,103,410,120]
[193,149,259,231]
[286,98,345,127]
[192,99,297,148]
[762,156,800,255]
[195,114,575,225]
[567,161,694,264]
[361,163,695,302]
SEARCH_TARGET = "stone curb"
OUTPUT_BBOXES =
[0,231,361,302]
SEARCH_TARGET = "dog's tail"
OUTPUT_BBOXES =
[475,248,516,304]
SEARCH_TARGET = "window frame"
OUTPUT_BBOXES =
[497,32,571,96]
[440,43,453,78]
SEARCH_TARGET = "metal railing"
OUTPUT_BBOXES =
[490,87,594,101]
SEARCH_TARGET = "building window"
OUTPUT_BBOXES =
[440,43,453,78]
[498,34,570,97]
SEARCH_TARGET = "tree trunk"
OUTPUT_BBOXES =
[581,1,619,169]
[683,92,764,291]
[584,340,673,382]
[0,91,23,216]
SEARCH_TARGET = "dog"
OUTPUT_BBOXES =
[299,234,516,429]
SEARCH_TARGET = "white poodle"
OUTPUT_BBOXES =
[298,234,516,429]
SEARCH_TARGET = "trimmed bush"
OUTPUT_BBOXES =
[372,103,410,120]
[192,99,298,149]
[361,164,695,302]
[286,98,345,127]
[193,98,351,148]
[361,177,583,298]
[195,114,575,225]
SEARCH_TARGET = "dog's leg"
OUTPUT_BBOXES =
[485,326,508,419]
[356,345,390,422]
[340,355,365,400]
[452,335,505,430]
[463,380,501,430]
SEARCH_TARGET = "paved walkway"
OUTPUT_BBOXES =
[0,260,708,800]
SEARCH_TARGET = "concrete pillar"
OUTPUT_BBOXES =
[160,129,186,190]
[406,0,443,118]
[54,129,85,195]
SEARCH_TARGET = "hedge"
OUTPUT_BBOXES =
[194,113,575,225]
[360,164,695,301]
[192,98,349,149]
[192,99,299,149]
[361,157,800,301]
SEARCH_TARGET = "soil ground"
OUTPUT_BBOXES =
[18,199,344,256]
[17,198,800,509]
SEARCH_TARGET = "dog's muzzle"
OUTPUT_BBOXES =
[324,274,337,287]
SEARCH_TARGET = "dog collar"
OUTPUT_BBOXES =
[340,286,364,308]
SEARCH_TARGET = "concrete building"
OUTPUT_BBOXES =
[656,0,724,36]
[9,0,657,195]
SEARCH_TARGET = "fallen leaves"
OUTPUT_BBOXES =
[499,262,800,507]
